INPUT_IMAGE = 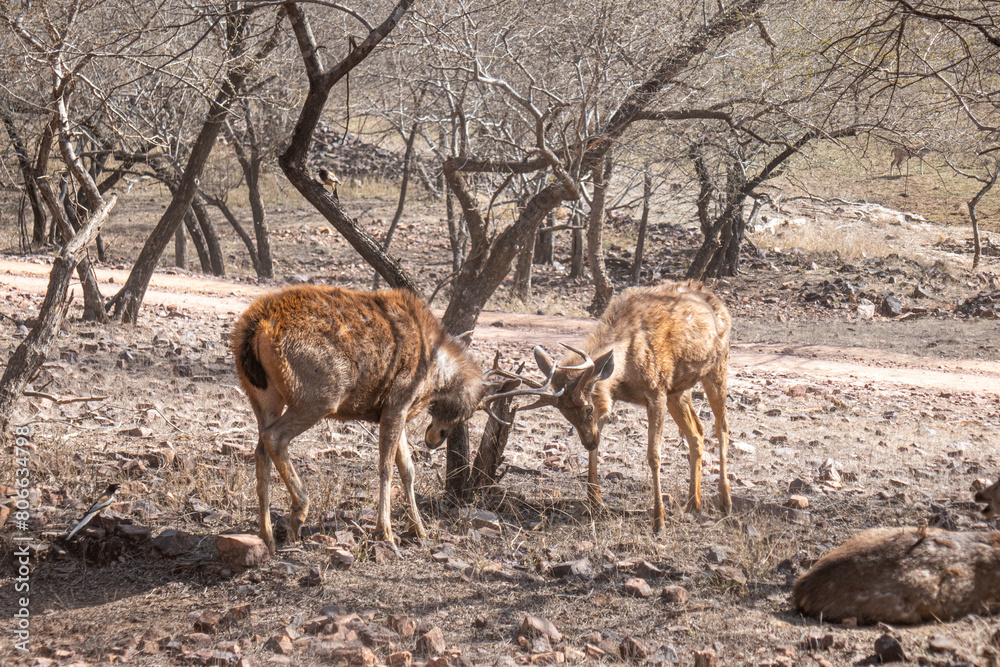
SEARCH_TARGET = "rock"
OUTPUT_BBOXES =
[193,611,223,634]
[151,529,195,557]
[387,652,412,667]
[264,636,294,654]
[299,616,333,635]
[329,548,356,568]
[927,634,962,653]
[874,634,906,663]
[711,565,747,586]
[416,626,447,656]
[520,615,562,643]
[319,604,347,618]
[619,636,649,661]
[116,524,152,541]
[878,294,903,317]
[788,495,809,509]
[299,566,322,587]
[216,534,270,568]
[531,635,552,654]
[788,478,815,494]
[624,577,653,598]
[457,508,501,532]
[120,426,153,437]
[704,546,727,564]
[528,653,564,665]
[221,604,251,628]
[660,586,689,604]
[387,614,416,638]
[562,647,586,663]
[818,459,841,483]
[692,648,718,667]
[648,644,680,665]
[857,302,876,320]
[550,558,594,578]
[326,646,376,666]
[360,624,401,648]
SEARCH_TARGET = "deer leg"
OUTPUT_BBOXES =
[646,393,668,532]
[377,413,405,544]
[587,448,603,509]
[667,391,705,515]
[255,437,275,553]
[257,401,325,549]
[394,428,426,538]
[703,372,732,512]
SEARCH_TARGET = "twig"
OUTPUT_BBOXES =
[24,391,109,404]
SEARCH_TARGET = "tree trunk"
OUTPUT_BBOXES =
[632,171,652,285]
[36,179,108,322]
[192,196,225,276]
[967,164,998,270]
[569,210,585,279]
[111,6,283,323]
[174,225,186,269]
[511,235,534,302]
[229,101,273,279]
[183,209,212,273]
[0,196,115,433]
[534,211,554,264]
[587,157,613,316]
[278,0,418,294]
[0,109,47,247]
[205,194,260,274]
[470,380,520,490]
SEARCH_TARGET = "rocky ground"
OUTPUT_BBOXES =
[0,178,999,666]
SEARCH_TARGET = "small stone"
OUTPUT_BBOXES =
[151,529,195,557]
[805,632,833,650]
[329,548,356,568]
[704,546,727,564]
[857,302,876,320]
[264,636,294,654]
[711,565,747,586]
[120,426,153,437]
[456,508,501,532]
[360,624,401,649]
[216,534,270,568]
[660,586,689,604]
[624,578,653,598]
[416,626,447,656]
[326,646,376,666]
[520,615,562,643]
[692,648,718,667]
[550,558,594,578]
[788,495,809,509]
[193,611,222,634]
[874,634,906,663]
[619,636,649,660]
[927,634,962,653]
[648,644,680,665]
[426,658,451,667]
[387,652,412,667]
[387,614,416,638]
[528,652,564,665]
[878,294,903,318]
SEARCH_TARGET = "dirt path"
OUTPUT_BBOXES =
[2,257,998,395]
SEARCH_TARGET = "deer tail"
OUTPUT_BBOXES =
[235,316,269,390]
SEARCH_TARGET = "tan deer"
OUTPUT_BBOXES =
[232,285,484,553]
[489,282,732,532]
[793,526,1000,624]
[889,145,929,175]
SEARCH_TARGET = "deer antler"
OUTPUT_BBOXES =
[480,350,562,422]
[558,343,594,370]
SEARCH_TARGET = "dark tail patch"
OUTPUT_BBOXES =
[236,317,269,390]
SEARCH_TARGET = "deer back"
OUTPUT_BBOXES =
[233,285,481,424]
[561,282,730,404]
[793,527,1000,624]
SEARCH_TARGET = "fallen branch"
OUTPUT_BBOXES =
[23,391,110,404]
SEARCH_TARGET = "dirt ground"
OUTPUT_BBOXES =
[1,172,1000,667]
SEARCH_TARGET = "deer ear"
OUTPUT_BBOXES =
[533,346,554,377]
[593,350,615,382]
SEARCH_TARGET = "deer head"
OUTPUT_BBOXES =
[482,344,615,450]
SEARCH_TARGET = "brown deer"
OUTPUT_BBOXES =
[232,285,484,553]
[793,526,1000,624]
[490,282,732,532]
[889,145,929,175]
